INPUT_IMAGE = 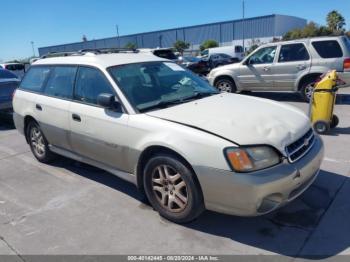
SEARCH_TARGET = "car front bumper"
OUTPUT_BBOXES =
[193,135,324,216]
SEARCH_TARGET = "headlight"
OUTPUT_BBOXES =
[224,146,281,172]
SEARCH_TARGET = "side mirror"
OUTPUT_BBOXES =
[97,93,121,110]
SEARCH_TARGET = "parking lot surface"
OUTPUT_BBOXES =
[0,88,350,259]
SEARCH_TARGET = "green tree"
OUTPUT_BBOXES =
[173,40,190,55]
[283,21,335,40]
[124,42,137,49]
[247,39,261,54]
[200,39,219,51]
[327,10,345,32]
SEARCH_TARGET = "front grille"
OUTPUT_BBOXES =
[286,129,315,163]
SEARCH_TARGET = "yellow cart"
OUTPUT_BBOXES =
[309,70,341,134]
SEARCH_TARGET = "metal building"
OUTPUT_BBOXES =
[38,14,306,56]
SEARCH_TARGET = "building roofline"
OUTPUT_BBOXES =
[39,14,305,50]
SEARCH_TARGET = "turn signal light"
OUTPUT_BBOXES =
[226,149,253,172]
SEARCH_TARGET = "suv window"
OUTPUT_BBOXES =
[278,43,310,62]
[235,46,243,53]
[74,67,114,105]
[153,50,177,60]
[248,46,276,64]
[20,66,51,92]
[312,40,343,58]
[44,66,77,99]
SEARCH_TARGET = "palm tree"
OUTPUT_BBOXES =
[326,10,346,32]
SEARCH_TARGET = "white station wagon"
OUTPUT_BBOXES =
[13,49,324,223]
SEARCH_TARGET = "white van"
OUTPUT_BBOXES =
[200,45,244,61]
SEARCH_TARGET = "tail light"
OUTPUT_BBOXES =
[343,58,350,71]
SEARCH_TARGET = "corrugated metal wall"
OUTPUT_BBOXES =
[38,14,306,56]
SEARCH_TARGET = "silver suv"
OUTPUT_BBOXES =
[208,36,350,101]
[13,49,323,223]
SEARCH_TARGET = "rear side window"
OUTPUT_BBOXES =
[74,67,114,105]
[44,66,77,99]
[312,40,343,58]
[20,66,51,92]
[279,43,310,62]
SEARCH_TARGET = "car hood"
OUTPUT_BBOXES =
[146,93,310,154]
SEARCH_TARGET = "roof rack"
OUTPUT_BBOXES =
[40,48,138,59]
[79,48,139,54]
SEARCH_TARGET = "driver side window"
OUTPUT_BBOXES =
[248,46,277,65]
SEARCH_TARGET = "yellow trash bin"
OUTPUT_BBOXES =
[309,70,339,134]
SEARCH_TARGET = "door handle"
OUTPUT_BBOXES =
[72,114,81,122]
[297,64,306,70]
[263,66,270,71]
[35,104,42,111]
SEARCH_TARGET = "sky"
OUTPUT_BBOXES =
[1,0,350,61]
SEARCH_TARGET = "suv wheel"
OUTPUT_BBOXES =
[300,77,318,102]
[143,154,204,223]
[26,121,56,163]
[215,77,237,93]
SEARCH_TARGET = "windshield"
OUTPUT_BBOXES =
[108,62,218,112]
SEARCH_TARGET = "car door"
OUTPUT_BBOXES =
[36,65,77,150]
[237,46,277,90]
[273,43,311,90]
[69,66,130,171]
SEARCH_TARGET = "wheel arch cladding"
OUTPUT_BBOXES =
[136,145,203,197]
[214,75,236,87]
[298,73,322,90]
[24,115,38,143]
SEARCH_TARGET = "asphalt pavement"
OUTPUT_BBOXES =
[0,88,349,260]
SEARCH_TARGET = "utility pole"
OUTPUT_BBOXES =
[242,0,245,54]
[116,24,120,48]
[30,41,36,57]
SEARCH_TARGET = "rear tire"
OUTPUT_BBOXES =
[26,121,56,163]
[143,154,204,223]
[330,114,339,128]
[313,120,330,134]
[300,77,319,102]
[215,77,237,93]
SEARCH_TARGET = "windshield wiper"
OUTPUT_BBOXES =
[181,91,219,101]
[139,92,218,113]
[138,99,184,112]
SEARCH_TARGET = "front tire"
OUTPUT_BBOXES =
[26,121,56,163]
[143,154,204,223]
[215,77,237,93]
[300,77,319,102]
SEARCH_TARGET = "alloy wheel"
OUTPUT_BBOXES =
[217,81,233,92]
[30,127,46,157]
[151,165,188,212]
[304,84,314,101]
